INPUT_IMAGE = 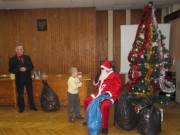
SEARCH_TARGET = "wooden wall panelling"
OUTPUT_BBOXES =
[96,11,108,73]
[130,9,143,24]
[76,8,97,76]
[0,8,96,77]
[131,9,162,24]
[169,18,180,72]
[113,10,126,73]
[113,10,126,85]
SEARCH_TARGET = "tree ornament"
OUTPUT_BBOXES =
[159,76,175,93]
[139,33,144,39]
[154,80,157,84]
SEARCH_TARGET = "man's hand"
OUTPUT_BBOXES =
[20,67,26,72]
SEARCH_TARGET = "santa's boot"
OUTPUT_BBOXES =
[102,128,108,135]
[82,121,87,126]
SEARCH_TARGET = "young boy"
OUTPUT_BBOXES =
[67,67,84,122]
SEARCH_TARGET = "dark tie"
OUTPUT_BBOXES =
[19,56,24,65]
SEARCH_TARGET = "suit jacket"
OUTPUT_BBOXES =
[9,55,34,84]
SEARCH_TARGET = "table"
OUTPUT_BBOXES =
[0,74,91,107]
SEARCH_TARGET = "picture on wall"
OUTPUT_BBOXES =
[37,19,47,31]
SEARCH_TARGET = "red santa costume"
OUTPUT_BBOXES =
[84,60,122,129]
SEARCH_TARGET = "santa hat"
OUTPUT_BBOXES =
[101,60,113,71]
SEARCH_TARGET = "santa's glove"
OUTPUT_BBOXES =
[94,73,100,83]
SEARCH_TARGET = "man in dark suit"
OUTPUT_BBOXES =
[9,45,38,112]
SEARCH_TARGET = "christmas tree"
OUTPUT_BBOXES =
[127,2,175,106]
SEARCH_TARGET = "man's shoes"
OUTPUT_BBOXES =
[83,121,87,126]
[75,115,84,119]
[19,108,24,113]
[30,107,38,111]
[69,118,74,123]
[102,128,108,135]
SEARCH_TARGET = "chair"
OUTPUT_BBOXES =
[113,99,118,126]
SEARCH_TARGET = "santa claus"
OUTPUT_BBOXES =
[83,60,122,135]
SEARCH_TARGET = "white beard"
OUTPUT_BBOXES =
[99,70,108,81]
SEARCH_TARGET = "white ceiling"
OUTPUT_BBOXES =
[0,0,179,10]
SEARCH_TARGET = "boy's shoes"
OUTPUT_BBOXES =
[30,107,38,111]
[83,121,87,126]
[102,128,108,135]
[19,108,24,113]
[75,115,84,119]
[69,118,74,123]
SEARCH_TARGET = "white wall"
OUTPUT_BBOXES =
[120,24,171,74]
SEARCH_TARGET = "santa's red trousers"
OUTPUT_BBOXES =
[84,96,112,128]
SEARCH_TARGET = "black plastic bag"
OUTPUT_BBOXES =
[140,96,153,107]
[41,80,60,111]
[137,105,161,135]
[115,93,138,130]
